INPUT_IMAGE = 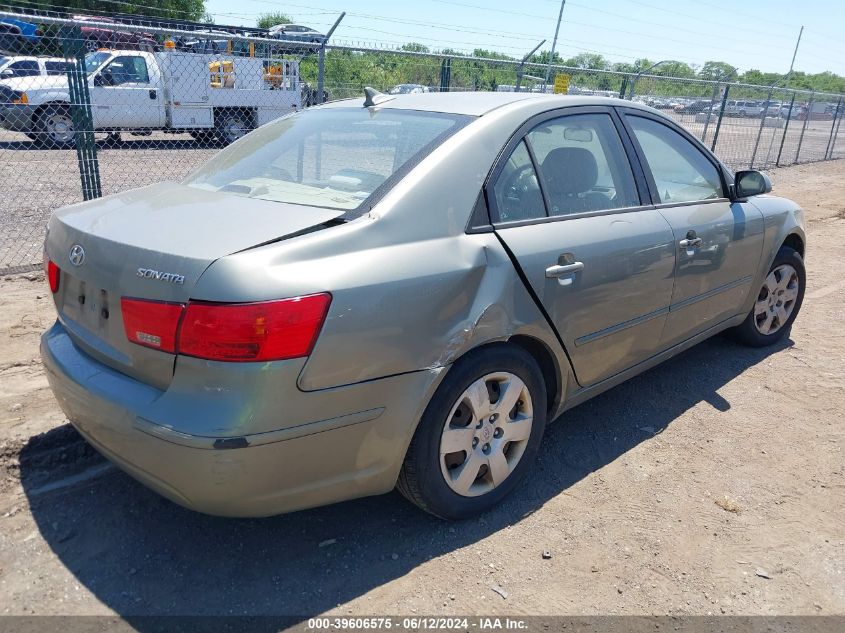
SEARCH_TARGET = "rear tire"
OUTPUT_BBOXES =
[727,246,805,347]
[397,344,547,520]
[215,110,253,145]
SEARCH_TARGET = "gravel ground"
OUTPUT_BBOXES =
[0,160,843,621]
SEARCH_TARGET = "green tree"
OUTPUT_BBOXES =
[5,0,207,20]
[400,42,430,53]
[257,12,292,30]
[563,52,609,70]
[699,61,738,81]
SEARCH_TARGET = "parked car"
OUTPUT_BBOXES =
[0,56,72,79]
[40,91,806,519]
[388,83,431,95]
[0,48,300,146]
[0,17,41,54]
[72,15,156,53]
[268,23,325,53]
[674,99,712,114]
[717,100,765,117]
[173,29,234,55]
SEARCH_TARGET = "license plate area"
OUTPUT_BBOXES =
[59,271,116,338]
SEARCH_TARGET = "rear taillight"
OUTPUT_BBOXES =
[44,255,60,293]
[120,298,185,353]
[178,293,332,362]
[119,293,332,362]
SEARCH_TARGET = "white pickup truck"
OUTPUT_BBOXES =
[0,48,300,146]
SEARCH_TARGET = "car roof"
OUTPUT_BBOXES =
[318,91,655,117]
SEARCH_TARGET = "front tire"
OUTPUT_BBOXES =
[34,105,76,148]
[728,245,805,347]
[397,344,547,520]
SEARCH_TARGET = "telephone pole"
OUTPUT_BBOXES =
[542,0,566,93]
[788,25,803,78]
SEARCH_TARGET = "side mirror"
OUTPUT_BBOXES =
[1,69,14,78]
[93,73,107,87]
[734,170,772,198]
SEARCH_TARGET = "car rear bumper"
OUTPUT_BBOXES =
[41,321,442,517]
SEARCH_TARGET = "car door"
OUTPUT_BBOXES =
[89,54,164,129]
[489,108,676,387]
[620,110,765,348]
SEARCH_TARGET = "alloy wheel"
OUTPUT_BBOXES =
[754,264,800,335]
[439,372,533,497]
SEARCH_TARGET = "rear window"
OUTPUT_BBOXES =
[185,107,471,215]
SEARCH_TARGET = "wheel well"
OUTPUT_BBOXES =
[31,101,71,128]
[507,335,560,416]
[214,107,257,128]
[782,233,804,258]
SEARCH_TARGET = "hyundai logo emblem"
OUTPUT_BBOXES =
[68,244,85,267]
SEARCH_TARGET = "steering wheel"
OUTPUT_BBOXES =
[498,163,540,221]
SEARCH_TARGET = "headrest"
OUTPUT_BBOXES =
[540,147,598,195]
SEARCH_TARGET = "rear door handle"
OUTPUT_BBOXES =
[545,261,585,278]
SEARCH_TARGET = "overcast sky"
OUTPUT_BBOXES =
[204,0,845,75]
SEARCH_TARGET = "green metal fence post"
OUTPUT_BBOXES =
[775,91,796,166]
[794,91,814,163]
[823,97,842,159]
[750,86,775,169]
[828,99,844,159]
[440,58,451,92]
[710,84,730,153]
[700,82,720,143]
[59,25,100,200]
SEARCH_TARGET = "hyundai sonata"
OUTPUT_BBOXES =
[41,90,806,519]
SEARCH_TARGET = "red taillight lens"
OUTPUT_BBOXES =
[44,257,60,294]
[120,298,185,353]
[178,293,332,362]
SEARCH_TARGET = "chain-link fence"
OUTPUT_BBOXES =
[1,11,843,273]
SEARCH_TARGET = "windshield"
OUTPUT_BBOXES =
[84,51,111,74]
[185,107,471,214]
[0,56,9,69]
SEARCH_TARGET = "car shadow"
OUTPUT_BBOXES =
[19,334,793,623]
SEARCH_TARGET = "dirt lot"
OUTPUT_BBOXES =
[0,160,843,620]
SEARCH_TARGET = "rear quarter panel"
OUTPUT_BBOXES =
[191,101,573,401]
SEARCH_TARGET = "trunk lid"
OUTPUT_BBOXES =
[45,182,343,389]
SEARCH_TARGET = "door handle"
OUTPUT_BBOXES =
[149,89,157,100]
[545,261,585,278]
[679,237,702,248]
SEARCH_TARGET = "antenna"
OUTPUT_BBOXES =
[363,87,394,107]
